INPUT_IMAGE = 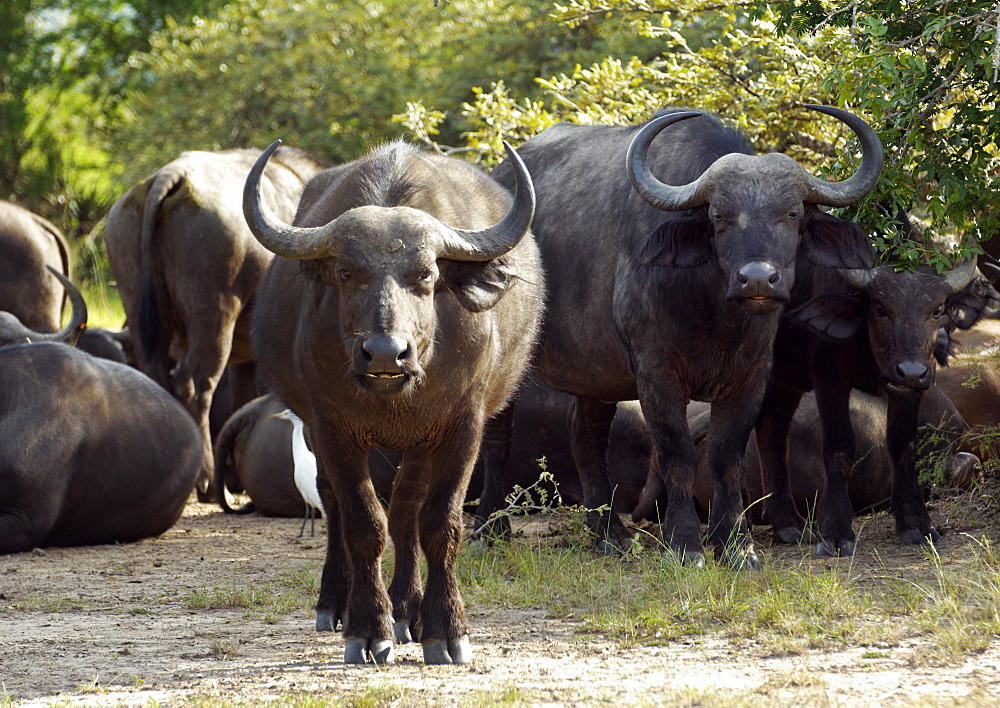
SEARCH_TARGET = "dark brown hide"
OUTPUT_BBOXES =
[104,147,324,502]
[0,343,203,554]
[246,141,542,665]
[0,199,72,331]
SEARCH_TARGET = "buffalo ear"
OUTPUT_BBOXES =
[947,275,1000,330]
[802,209,875,269]
[636,211,712,268]
[788,293,865,341]
[442,259,518,313]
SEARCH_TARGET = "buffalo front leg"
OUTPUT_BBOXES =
[637,391,702,565]
[887,393,941,546]
[386,453,429,644]
[814,383,857,557]
[314,468,349,633]
[315,434,394,665]
[755,382,810,544]
[570,397,634,556]
[417,418,484,665]
[473,402,516,542]
[704,402,760,570]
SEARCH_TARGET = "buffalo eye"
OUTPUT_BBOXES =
[932,305,945,319]
[419,270,434,284]
[337,268,352,282]
[873,303,889,318]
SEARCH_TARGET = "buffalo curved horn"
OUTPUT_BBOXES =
[440,141,535,262]
[626,111,706,212]
[943,250,978,293]
[0,266,88,346]
[243,140,339,259]
[801,104,884,207]
[839,266,877,291]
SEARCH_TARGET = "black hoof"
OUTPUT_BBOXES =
[776,526,811,544]
[815,539,855,558]
[344,637,394,665]
[422,635,472,665]
[719,547,761,571]
[899,527,941,546]
[393,621,414,643]
[316,610,339,632]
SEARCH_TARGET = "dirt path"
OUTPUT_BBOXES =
[3,500,1000,706]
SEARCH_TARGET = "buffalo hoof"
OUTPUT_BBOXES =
[660,548,706,568]
[316,610,340,632]
[344,637,395,665]
[815,539,855,558]
[422,635,472,665]
[718,547,761,571]
[775,526,811,545]
[393,620,415,643]
[595,534,635,558]
[899,527,941,546]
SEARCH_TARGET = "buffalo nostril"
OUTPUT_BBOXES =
[362,336,410,366]
[895,362,930,384]
[738,262,778,287]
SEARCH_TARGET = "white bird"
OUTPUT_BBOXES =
[275,408,325,537]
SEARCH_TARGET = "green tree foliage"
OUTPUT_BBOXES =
[1,0,226,237]
[110,0,661,180]
[765,0,1000,268]
[404,0,999,269]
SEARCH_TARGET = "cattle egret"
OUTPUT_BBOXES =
[275,408,324,537]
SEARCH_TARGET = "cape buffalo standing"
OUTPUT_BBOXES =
[104,147,325,501]
[243,140,542,664]
[758,251,995,555]
[489,106,881,568]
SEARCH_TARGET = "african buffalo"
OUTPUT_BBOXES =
[104,146,325,501]
[758,237,996,556]
[0,270,202,554]
[489,106,881,568]
[244,139,542,664]
[0,199,72,331]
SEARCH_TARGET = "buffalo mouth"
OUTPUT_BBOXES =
[358,371,409,392]
[737,296,784,316]
[883,381,926,395]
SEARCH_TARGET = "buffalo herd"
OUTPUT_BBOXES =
[2,106,999,666]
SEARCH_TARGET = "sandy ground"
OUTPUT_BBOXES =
[3,497,1000,706]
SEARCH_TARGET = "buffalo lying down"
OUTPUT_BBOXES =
[213,394,403,518]
[244,140,543,665]
[633,387,979,526]
[0,271,202,554]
